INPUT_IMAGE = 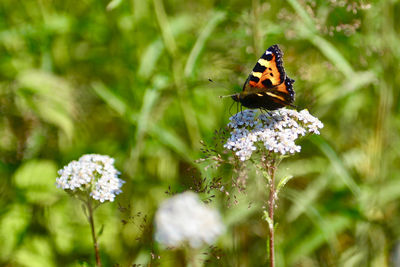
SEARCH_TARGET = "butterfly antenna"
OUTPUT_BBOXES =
[210,78,241,100]
[219,94,236,98]
[209,77,232,92]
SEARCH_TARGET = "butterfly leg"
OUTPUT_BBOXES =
[229,100,235,116]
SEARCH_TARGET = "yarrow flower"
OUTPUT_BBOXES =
[155,191,225,248]
[224,108,324,161]
[56,154,125,202]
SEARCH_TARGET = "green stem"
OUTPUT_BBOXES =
[184,246,200,267]
[267,159,276,267]
[87,199,102,267]
[252,0,261,55]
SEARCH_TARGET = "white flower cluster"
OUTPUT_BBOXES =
[56,154,125,202]
[155,192,225,248]
[224,108,324,161]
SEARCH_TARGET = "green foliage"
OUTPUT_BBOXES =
[1,0,400,266]
[13,159,59,203]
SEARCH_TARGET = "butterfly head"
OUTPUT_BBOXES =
[231,94,240,103]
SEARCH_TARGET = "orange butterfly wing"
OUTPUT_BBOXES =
[237,45,295,110]
[246,45,285,89]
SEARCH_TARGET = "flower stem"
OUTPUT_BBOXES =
[267,159,276,267]
[87,199,102,267]
[184,246,200,267]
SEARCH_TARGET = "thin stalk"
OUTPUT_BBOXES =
[252,0,261,55]
[87,199,102,267]
[152,0,200,149]
[267,159,276,267]
[184,246,200,267]
[188,252,199,267]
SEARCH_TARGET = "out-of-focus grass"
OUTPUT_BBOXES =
[1,0,400,266]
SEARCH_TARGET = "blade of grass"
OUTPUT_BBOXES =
[286,173,331,222]
[139,15,193,79]
[311,135,361,196]
[148,123,194,161]
[91,81,128,116]
[152,0,177,56]
[308,34,355,78]
[286,0,316,30]
[128,88,161,175]
[318,71,376,106]
[287,0,355,78]
[288,215,351,264]
[106,0,123,11]
[131,88,160,155]
[152,0,200,149]
[184,11,226,77]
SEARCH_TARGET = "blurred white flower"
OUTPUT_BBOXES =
[224,108,324,161]
[155,191,224,248]
[56,154,125,202]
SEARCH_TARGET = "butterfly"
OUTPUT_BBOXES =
[231,45,295,110]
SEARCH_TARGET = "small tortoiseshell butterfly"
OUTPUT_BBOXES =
[231,45,295,110]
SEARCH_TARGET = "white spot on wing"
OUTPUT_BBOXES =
[258,59,269,67]
[251,72,262,78]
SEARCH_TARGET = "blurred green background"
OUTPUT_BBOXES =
[1,0,399,266]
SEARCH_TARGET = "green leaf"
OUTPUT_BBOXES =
[97,224,104,237]
[15,237,55,267]
[106,0,123,11]
[0,204,31,260]
[263,210,274,231]
[276,175,294,196]
[137,39,164,79]
[13,160,59,204]
[16,70,75,140]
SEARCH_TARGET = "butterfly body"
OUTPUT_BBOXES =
[232,45,295,110]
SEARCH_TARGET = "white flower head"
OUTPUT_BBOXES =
[155,191,225,248]
[224,108,324,161]
[56,154,125,202]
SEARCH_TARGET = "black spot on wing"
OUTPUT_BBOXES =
[265,44,286,84]
[253,62,267,73]
[249,75,260,83]
[262,79,273,88]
